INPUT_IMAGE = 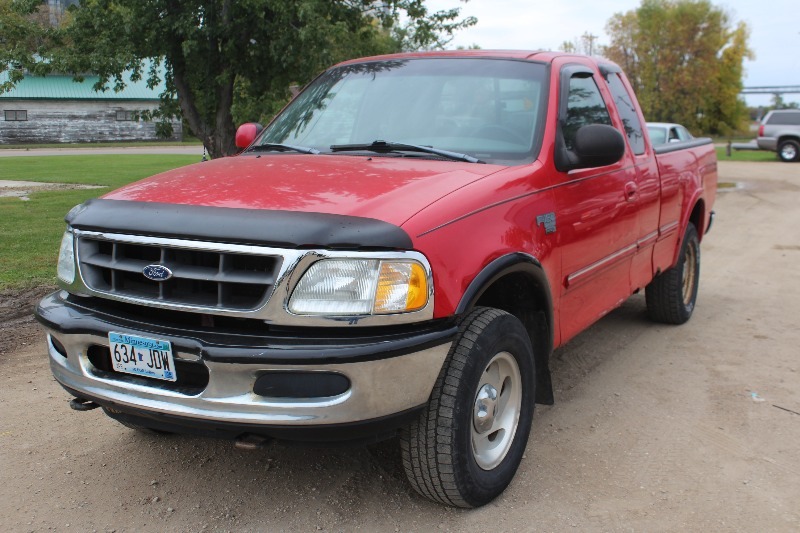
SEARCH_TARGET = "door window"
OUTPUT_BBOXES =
[563,75,611,150]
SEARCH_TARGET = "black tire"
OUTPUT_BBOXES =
[777,139,800,162]
[400,307,535,508]
[646,223,700,324]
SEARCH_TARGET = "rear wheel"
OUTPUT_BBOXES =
[400,307,535,507]
[778,140,800,162]
[646,223,700,324]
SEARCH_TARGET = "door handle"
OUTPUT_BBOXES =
[624,182,638,201]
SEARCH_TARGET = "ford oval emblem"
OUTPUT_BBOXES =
[142,264,173,281]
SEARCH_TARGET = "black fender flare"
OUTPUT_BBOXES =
[456,252,555,405]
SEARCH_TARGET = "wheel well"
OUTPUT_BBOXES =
[778,135,800,145]
[689,200,705,239]
[472,271,554,405]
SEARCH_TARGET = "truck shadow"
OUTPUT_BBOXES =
[549,293,652,396]
[90,294,669,521]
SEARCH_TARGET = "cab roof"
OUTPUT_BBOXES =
[335,49,604,67]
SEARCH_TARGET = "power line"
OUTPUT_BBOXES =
[741,86,800,95]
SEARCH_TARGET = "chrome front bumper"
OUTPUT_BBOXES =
[36,292,454,435]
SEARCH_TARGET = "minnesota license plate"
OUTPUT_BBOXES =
[108,332,177,382]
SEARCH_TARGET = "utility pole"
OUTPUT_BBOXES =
[583,33,598,56]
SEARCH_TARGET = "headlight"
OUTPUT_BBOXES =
[57,229,75,284]
[288,259,429,315]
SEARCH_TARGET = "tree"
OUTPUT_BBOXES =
[0,0,63,92]
[604,0,752,135]
[558,32,601,56]
[2,0,475,157]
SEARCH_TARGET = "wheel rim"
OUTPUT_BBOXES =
[682,240,698,306]
[471,351,523,470]
[780,144,797,160]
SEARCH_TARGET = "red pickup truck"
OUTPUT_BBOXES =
[35,50,716,507]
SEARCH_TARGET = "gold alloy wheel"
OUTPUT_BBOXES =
[682,239,698,306]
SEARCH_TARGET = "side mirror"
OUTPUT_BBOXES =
[571,124,626,169]
[235,122,263,149]
[555,123,625,172]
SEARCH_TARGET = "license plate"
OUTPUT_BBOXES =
[108,332,177,382]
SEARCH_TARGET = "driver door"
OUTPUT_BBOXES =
[552,65,638,342]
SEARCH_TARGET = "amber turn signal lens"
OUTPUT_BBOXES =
[373,261,428,314]
[405,262,428,311]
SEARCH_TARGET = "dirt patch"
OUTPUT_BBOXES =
[0,180,104,200]
[0,285,55,357]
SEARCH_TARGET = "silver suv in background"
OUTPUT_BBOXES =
[757,109,800,162]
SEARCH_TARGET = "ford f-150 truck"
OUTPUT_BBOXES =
[35,50,717,508]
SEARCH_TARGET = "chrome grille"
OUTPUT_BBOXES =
[76,235,282,310]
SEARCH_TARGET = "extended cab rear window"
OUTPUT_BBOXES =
[259,58,549,166]
[605,73,646,155]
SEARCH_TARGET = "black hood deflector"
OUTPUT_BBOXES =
[67,199,413,250]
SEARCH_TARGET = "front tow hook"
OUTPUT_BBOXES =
[69,397,101,411]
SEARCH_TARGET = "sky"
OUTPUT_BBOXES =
[425,0,800,107]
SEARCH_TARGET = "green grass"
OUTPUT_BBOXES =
[0,154,198,290]
[0,154,201,186]
[714,146,778,162]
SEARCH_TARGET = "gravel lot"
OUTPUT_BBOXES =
[1,160,799,532]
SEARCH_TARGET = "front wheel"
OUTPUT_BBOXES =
[400,307,535,507]
[646,222,700,324]
[778,139,800,162]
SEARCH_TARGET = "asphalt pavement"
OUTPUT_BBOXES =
[0,145,205,157]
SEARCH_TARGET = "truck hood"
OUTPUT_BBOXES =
[104,154,503,227]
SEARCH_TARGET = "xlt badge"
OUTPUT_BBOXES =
[536,212,557,234]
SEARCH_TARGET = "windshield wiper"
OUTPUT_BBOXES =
[330,140,485,164]
[246,143,320,155]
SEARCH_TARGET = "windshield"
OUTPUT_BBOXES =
[257,58,548,165]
